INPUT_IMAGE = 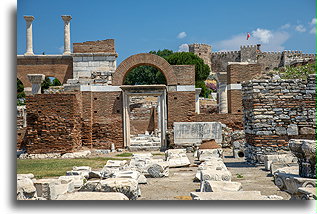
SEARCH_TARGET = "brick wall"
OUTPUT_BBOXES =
[171,65,195,85]
[227,63,262,114]
[227,90,243,114]
[242,74,316,164]
[167,91,196,129]
[17,55,73,88]
[73,39,116,53]
[25,93,82,154]
[129,96,158,135]
[227,63,262,84]
[90,91,123,149]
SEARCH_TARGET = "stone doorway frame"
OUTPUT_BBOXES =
[120,85,167,150]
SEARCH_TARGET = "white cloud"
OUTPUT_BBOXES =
[309,18,316,34]
[214,28,289,52]
[178,43,189,52]
[310,27,316,34]
[280,23,291,29]
[177,32,187,39]
[295,25,306,32]
[58,46,64,53]
[252,28,273,44]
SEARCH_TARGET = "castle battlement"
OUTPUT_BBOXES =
[240,45,259,49]
[211,50,240,55]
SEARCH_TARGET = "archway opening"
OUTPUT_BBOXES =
[41,77,62,93]
[123,65,167,85]
[122,66,167,151]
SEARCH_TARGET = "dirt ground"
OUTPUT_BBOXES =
[137,148,291,200]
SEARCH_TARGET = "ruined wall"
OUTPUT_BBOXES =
[25,93,82,154]
[242,74,316,164]
[73,39,116,53]
[171,65,195,85]
[17,55,73,87]
[129,96,158,135]
[90,91,123,150]
[227,63,262,114]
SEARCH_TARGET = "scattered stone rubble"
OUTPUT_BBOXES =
[273,139,316,200]
[191,149,282,200]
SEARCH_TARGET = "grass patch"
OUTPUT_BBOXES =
[236,173,244,179]
[17,157,128,179]
[151,153,164,156]
[115,152,133,157]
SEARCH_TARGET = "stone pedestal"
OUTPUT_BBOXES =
[24,16,34,55]
[289,139,316,179]
[27,74,45,94]
[274,172,316,199]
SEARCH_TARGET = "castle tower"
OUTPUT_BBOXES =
[188,44,212,74]
[240,44,260,63]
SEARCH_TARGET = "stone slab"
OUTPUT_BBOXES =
[56,192,129,200]
[173,122,222,146]
[190,191,264,200]
[201,181,242,192]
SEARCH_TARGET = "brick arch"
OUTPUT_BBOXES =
[112,53,177,86]
[17,56,73,88]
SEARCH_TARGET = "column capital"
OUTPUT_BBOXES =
[27,74,45,84]
[61,15,72,22]
[24,16,35,22]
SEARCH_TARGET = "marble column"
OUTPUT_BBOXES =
[218,83,228,114]
[27,74,45,94]
[195,88,202,114]
[24,16,35,55]
[61,15,72,55]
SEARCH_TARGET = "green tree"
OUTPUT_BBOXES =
[41,77,52,93]
[166,52,211,97]
[52,78,62,86]
[17,78,25,105]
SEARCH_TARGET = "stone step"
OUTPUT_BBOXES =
[130,142,161,147]
[128,146,161,152]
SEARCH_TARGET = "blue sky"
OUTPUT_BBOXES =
[17,0,316,63]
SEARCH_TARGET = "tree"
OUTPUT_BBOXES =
[17,78,25,105]
[166,52,211,97]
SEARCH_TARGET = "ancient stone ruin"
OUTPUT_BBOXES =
[16,15,316,201]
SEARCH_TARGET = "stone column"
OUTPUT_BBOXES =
[27,74,45,94]
[195,88,202,114]
[218,83,228,114]
[61,15,72,55]
[24,16,35,55]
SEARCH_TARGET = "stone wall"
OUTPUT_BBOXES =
[25,94,82,154]
[242,74,316,164]
[188,44,212,71]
